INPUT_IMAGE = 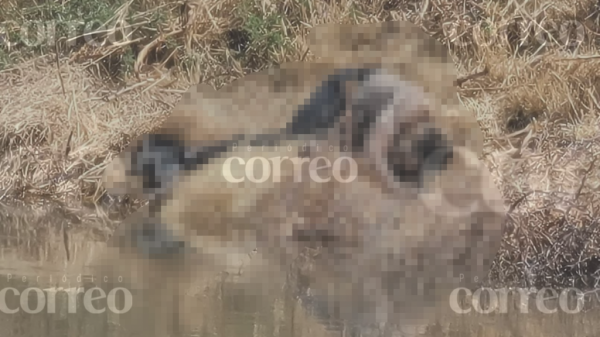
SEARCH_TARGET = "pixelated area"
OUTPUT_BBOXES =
[92,20,506,337]
[102,21,483,201]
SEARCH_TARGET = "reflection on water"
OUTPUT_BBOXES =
[0,201,598,337]
[1,271,600,337]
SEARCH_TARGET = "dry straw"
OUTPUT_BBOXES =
[2,0,600,290]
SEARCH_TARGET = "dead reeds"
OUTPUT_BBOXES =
[1,0,600,291]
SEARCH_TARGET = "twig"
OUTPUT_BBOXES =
[134,29,183,74]
[300,47,310,62]
[557,55,600,61]
[64,129,74,158]
[508,192,532,214]
[454,67,489,87]
[54,38,67,97]
[574,159,596,201]
[88,79,155,102]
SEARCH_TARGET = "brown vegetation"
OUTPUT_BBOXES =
[2,0,600,336]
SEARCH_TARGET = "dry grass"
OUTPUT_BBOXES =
[2,0,600,307]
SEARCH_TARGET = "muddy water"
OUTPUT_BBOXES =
[2,266,600,337]
[0,204,600,337]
